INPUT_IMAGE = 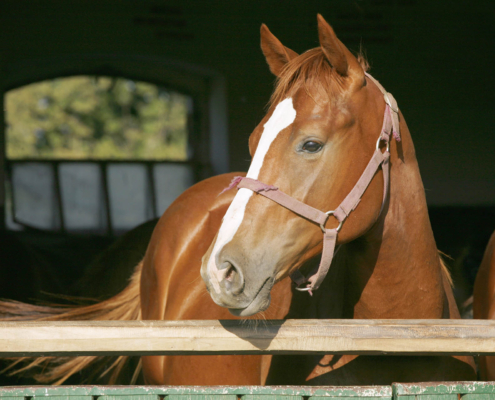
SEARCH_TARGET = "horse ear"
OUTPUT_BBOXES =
[260,24,298,76]
[317,14,349,76]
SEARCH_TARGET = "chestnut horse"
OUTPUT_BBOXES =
[1,15,476,385]
[473,230,495,380]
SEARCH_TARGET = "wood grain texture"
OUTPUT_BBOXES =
[1,319,495,356]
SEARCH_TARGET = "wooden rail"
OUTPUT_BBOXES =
[1,319,495,357]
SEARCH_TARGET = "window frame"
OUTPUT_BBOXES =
[7,159,196,235]
[0,54,229,232]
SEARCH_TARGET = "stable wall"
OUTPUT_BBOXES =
[0,0,493,206]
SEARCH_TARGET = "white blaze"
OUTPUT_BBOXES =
[207,98,296,292]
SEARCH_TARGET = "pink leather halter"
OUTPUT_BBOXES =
[223,74,400,294]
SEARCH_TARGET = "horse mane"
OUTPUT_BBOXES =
[439,251,454,287]
[269,48,370,107]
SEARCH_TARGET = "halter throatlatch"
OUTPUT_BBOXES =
[222,73,400,294]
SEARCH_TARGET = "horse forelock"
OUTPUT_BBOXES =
[269,48,370,108]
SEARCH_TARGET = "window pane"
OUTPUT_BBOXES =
[11,163,60,230]
[59,163,106,232]
[154,164,195,215]
[6,76,189,161]
[5,180,23,230]
[107,164,153,231]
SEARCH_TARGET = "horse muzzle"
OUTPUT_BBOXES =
[201,253,274,316]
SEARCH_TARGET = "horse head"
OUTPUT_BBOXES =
[201,15,391,316]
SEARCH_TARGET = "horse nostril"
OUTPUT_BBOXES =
[225,265,235,282]
[219,260,244,295]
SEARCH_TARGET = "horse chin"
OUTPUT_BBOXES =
[228,293,271,317]
[228,278,273,317]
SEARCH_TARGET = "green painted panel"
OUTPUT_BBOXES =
[309,389,392,398]
[34,396,91,400]
[311,397,359,400]
[168,395,237,400]
[243,396,301,400]
[311,396,390,400]
[0,386,392,398]
[395,383,495,396]
[463,395,495,400]
[417,395,457,400]
[99,396,160,400]
[6,384,495,400]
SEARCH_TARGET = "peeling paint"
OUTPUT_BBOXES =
[0,383,494,400]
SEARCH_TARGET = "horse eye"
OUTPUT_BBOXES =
[302,141,323,153]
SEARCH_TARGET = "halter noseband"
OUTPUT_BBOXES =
[222,73,400,294]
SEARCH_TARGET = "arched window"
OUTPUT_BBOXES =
[5,76,197,234]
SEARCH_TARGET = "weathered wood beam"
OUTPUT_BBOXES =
[1,319,495,357]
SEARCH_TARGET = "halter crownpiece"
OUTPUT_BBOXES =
[221,73,400,294]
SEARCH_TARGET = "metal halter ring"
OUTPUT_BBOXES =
[319,211,343,233]
[376,135,390,153]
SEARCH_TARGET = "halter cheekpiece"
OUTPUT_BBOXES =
[222,73,401,294]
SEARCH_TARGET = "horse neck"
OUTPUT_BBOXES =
[339,116,448,319]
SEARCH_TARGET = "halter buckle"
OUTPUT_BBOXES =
[319,211,343,233]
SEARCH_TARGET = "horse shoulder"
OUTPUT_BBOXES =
[140,172,242,321]
[139,172,292,385]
